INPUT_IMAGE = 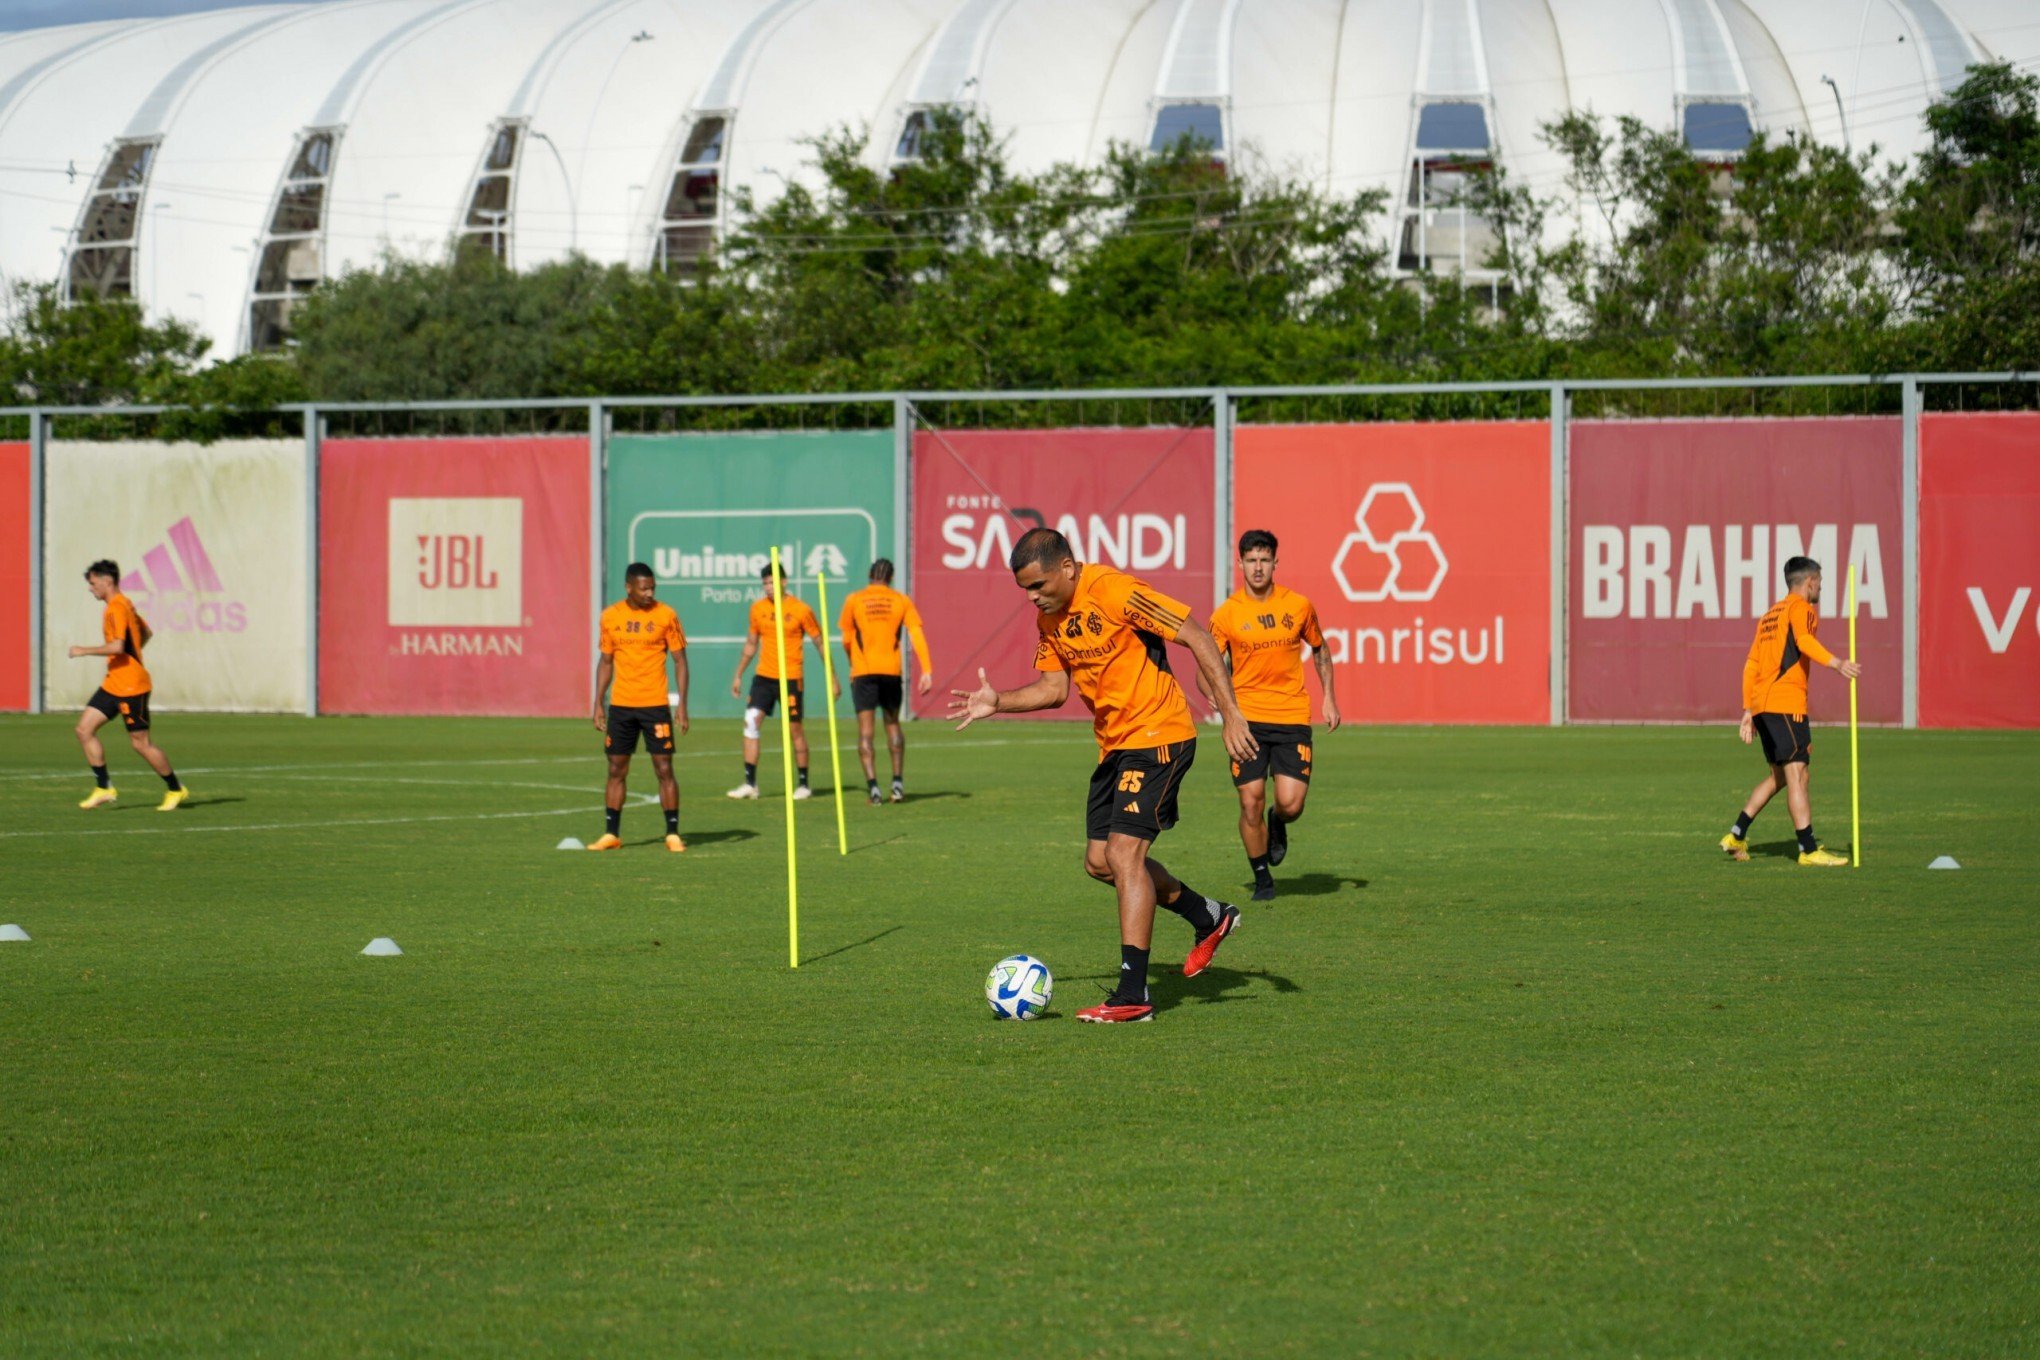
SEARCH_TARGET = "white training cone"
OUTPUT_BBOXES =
[556,836,585,851]
[1928,856,1961,870]
[0,924,29,942]
[361,937,403,956]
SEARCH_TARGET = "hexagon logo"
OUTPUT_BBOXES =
[1331,482,1449,602]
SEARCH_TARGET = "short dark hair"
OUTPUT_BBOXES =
[624,561,655,583]
[868,558,895,584]
[1783,556,1821,587]
[1008,527,1073,575]
[1238,529,1278,557]
[85,559,119,582]
[760,562,785,583]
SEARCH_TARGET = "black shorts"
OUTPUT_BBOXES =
[87,687,150,731]
[748,675,804,722]
[1231,722,1313,787]
[1086,739,1196,843]
[606,705,675,756]
[851,675,903,715]
[1754,712,1811,766]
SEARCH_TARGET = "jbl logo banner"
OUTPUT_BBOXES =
[1920,413,2040,728]
[321,439,589,715]
[42,440,307,712]
[1568,418,1903,724]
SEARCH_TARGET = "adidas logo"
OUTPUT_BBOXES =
[122,517,246,633]
[1123,800,1140,813]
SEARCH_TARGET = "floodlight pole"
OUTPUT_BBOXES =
[1821,75,1851,152]
[529,130,577,252]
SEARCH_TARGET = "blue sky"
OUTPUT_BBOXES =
[0,1,322,31]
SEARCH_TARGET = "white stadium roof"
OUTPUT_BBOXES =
[0,0,2033,359]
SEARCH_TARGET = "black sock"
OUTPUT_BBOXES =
[605,806,622,836]
[1248,853,1273,883]
[1116,944,1150,1002]
[867,779,880,794]
[90,764,109,789]
[798,766,810,787]
[1162,884,1221,934]
[744,762,757,785]
[161,771,181,792]
[1796,824,1818,854]
[1733,811,1754,838]
[664,808,679,835]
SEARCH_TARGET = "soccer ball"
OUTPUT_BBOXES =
[985,954,1053,1020]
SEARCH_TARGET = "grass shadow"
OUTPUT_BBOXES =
[680,828,760,847]
[848,834,907,856]
[802,925,903,966]
[1262,872,1368,897]
[1154,963,1301,1013]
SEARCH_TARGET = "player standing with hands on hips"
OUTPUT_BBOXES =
[950,528,1259,1024]
[839,558,934,804]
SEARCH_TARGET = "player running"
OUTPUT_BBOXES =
[589,563,688,852]
[1202,530,1341,900]
[838,558,933,805]
[1721,555,1863,866]
[949,528,1258,1024]
[729,562,837,800]
[67,559,186,811]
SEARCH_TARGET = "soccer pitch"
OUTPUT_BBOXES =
[1,714,2035,1356]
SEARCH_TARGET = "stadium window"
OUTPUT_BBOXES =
[1396,101,1506,298]
[895,109,931,161]
[247,129,340,352]
[655,115,726,275]
[1682,101,1754,156]
[457,121,524,264]
[1148,103,1226,156]
[65,138,159,300]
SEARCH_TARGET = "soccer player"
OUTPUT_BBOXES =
[838,558,933,805]
[589,562,688,852]
[67,559,186,811]
[1721,555,1863,866]
[1203,529,1341,900]
[728,562,837,800]
[949,528,1258,1024]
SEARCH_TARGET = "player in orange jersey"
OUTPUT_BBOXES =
[1723,555,1862,867]
[588,562,689,852]
[950,528,1258,1024]
[838,558,933,804]
[1203,530,1341,900]
[728,562,837,800]
[68,560,187,812]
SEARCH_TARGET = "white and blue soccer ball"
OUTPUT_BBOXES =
[985,954,1053,1020]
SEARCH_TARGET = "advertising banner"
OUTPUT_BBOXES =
[319,437,590,716]
[0,443,27,711]
[1234,422,1550,724]
[1920,413,2040,728]
[910,427,1215,720]
[42,440,306,712]
[607,432,895,720]
[1569,418,1901,724]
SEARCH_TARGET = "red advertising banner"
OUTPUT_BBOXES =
[1234,422,1550,724]
[0,443,28,711]
[319,438,590,716]
[1569,418,1901,724]
[1920,413,2040,728]
[910,428,1214,719]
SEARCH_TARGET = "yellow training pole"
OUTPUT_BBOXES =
[1847,563,1861,869]
[814,568,849,856]
[771,548,799,967]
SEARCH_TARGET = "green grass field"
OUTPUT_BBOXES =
[1,713,2035,1356]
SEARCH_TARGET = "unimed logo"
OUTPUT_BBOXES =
[388,499,523,646]
[121,517,247,632]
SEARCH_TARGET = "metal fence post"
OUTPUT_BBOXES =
[1211,389,1232,613]
[894,395,911,591]
[1901,377,1920,729]
[1549,383,1568,726]
[304,407,320,717]
[589,401,606,659]
[28,409,46,714]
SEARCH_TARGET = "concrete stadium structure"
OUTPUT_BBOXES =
[0,0,2033,359]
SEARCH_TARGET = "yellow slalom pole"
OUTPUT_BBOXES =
[1847,563,1861,869]
[814,568,849,857]
[771,548,799,967]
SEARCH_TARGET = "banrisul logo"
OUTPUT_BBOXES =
[121,517,247,633]
[629,508,877,609]
[388,498,526,657]
[1320,484,1504,667]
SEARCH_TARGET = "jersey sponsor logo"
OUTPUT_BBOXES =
[119,516,247,633]
[1331,484,1447,603]
[1968,587,2034,654]
[388,498,523,628]
[938,507,1190,572]
[1580,523,1889,620]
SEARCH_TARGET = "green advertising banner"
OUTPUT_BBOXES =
[606,431,897,719]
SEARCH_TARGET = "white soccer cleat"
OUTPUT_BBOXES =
[792,785,813,801]
[726,783,759,800]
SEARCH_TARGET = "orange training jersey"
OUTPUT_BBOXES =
[840,583,932,678]
[600,600,685,708]
[1035,563,1197,754]
[100,592,152,698]
[1209,584,1323,725]
[1743,593,1836,716]
[749,594,822,681]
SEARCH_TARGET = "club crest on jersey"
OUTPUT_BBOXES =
[1085,612,1104,636]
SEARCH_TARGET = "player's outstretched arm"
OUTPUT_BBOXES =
[1174,619,1257,764]
[948,668,1068,730]
[1313,645,1341,731]
[591,654,614,732]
